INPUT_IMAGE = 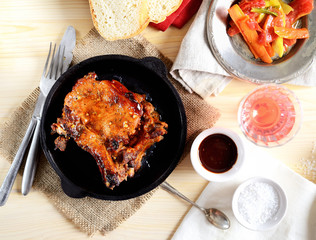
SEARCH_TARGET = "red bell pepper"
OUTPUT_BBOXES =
[287,0,314,25]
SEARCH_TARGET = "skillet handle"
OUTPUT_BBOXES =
[61,179,87,198]
[140,57,168,80]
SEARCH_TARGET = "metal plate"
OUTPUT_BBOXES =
[206,0,316,83]
[40,55,187,200]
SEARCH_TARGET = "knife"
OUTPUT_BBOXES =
[20,26,76,196]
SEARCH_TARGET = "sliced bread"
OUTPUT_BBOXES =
[148,0,183,23]
[89,0,183,41]
[89,0,150,41]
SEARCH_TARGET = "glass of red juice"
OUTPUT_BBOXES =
[238,84,302,147]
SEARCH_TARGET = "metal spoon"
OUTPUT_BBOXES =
[160,182,230,230]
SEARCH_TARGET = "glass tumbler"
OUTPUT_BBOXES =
[238,84,302,147]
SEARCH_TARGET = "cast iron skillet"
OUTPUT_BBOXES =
[40,55,187,200]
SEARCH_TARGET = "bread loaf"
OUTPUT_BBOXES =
[89,0,150,41]
[148,0,183,23]
[89,0,183,41]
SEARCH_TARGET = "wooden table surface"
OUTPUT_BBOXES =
[1,1,315,239]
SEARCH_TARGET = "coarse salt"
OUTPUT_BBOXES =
[296,141,316,183]
[237,182,279,225]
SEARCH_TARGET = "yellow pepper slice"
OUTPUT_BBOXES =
[279,1,294,14]
[271,0,286,57]
[265,0,280,8]
[257,13,266,23]
[272,36,284,57]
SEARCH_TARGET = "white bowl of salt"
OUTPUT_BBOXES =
[232,177,287,231]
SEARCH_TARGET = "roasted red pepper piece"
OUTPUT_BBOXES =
[274,26,309,39]
[287,0,314,25]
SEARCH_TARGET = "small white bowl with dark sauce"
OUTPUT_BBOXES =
[190,127,245,182]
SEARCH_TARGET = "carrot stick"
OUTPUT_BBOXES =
[265,43,275,57]
[228,4,272,63]
[237,17,260,59]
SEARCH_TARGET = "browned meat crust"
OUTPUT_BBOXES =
[51,72,168,189]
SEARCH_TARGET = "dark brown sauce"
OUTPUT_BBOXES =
[198,134,237,173]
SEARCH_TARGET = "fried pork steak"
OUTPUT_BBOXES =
[51,72,168,189]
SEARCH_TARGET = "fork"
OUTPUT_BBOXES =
[0,43,65,206]
[21,43,65,196]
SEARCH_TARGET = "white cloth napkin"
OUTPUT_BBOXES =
[171,142,316,240]
[170,0,316,99]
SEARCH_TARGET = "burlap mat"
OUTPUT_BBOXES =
[0,28,219,236]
